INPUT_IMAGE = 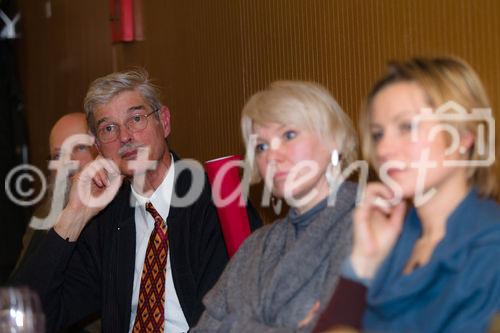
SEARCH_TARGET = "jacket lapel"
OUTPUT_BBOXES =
[114,187,136,332]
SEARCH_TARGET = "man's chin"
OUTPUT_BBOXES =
[118,158,158,177]
[120,166,148,178]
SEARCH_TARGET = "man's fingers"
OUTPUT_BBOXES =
[75,160,123,210]
[94,168,108,188]
[81,157,120,188]
[98,157,120,176]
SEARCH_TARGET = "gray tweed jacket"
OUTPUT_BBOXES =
[193,181,357,333]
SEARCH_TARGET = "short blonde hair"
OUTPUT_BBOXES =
[241,81,357,181]
[360,56,497,198]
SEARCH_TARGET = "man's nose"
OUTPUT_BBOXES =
[119,125,133,144]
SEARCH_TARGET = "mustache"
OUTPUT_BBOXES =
[118,143,145,157]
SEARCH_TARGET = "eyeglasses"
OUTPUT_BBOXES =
[96,108,160,143]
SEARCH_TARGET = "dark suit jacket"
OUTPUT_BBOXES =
[15,155,236,332]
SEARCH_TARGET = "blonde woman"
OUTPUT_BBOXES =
[314,57,500,333]
[194,81,358,332]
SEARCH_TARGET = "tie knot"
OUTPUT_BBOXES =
[145,202,164,227]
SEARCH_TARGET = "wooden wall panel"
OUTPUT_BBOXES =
[18,0,114,170]
[112,0,499,164]
[18,0,499,215]
[238,0,500,126]
[115,0,245,162]
[111,0,500,218]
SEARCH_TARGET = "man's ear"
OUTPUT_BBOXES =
[159,105,171,138]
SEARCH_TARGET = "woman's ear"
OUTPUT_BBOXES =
[327,139,340,163]
[460,129,475,155]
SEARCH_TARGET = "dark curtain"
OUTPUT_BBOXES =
[0,0,30,284]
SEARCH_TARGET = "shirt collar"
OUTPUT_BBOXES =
[130,154,175,220]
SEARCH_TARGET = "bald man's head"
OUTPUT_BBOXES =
[49,113,96,170]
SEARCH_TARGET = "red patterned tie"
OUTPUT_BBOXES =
[133,202,169,332]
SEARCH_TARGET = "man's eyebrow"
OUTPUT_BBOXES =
[95,105,146,127]
[127,105,146,113]
[96,117,109,127]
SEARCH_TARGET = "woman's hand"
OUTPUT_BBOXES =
[351,183,406,280]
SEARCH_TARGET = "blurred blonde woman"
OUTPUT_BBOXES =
[314,57,500,333]
[194,81,358,332]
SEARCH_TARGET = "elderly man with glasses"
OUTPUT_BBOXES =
[15,69,248,333]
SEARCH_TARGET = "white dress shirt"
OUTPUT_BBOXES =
[128,159,189,333]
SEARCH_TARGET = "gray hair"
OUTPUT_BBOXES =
[84,68,162,134]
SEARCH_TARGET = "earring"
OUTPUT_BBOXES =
[331,149,339,167]
[271,195,282,215]
[326,149,341,188]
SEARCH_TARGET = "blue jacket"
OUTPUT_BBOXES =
[364,189,500,333]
